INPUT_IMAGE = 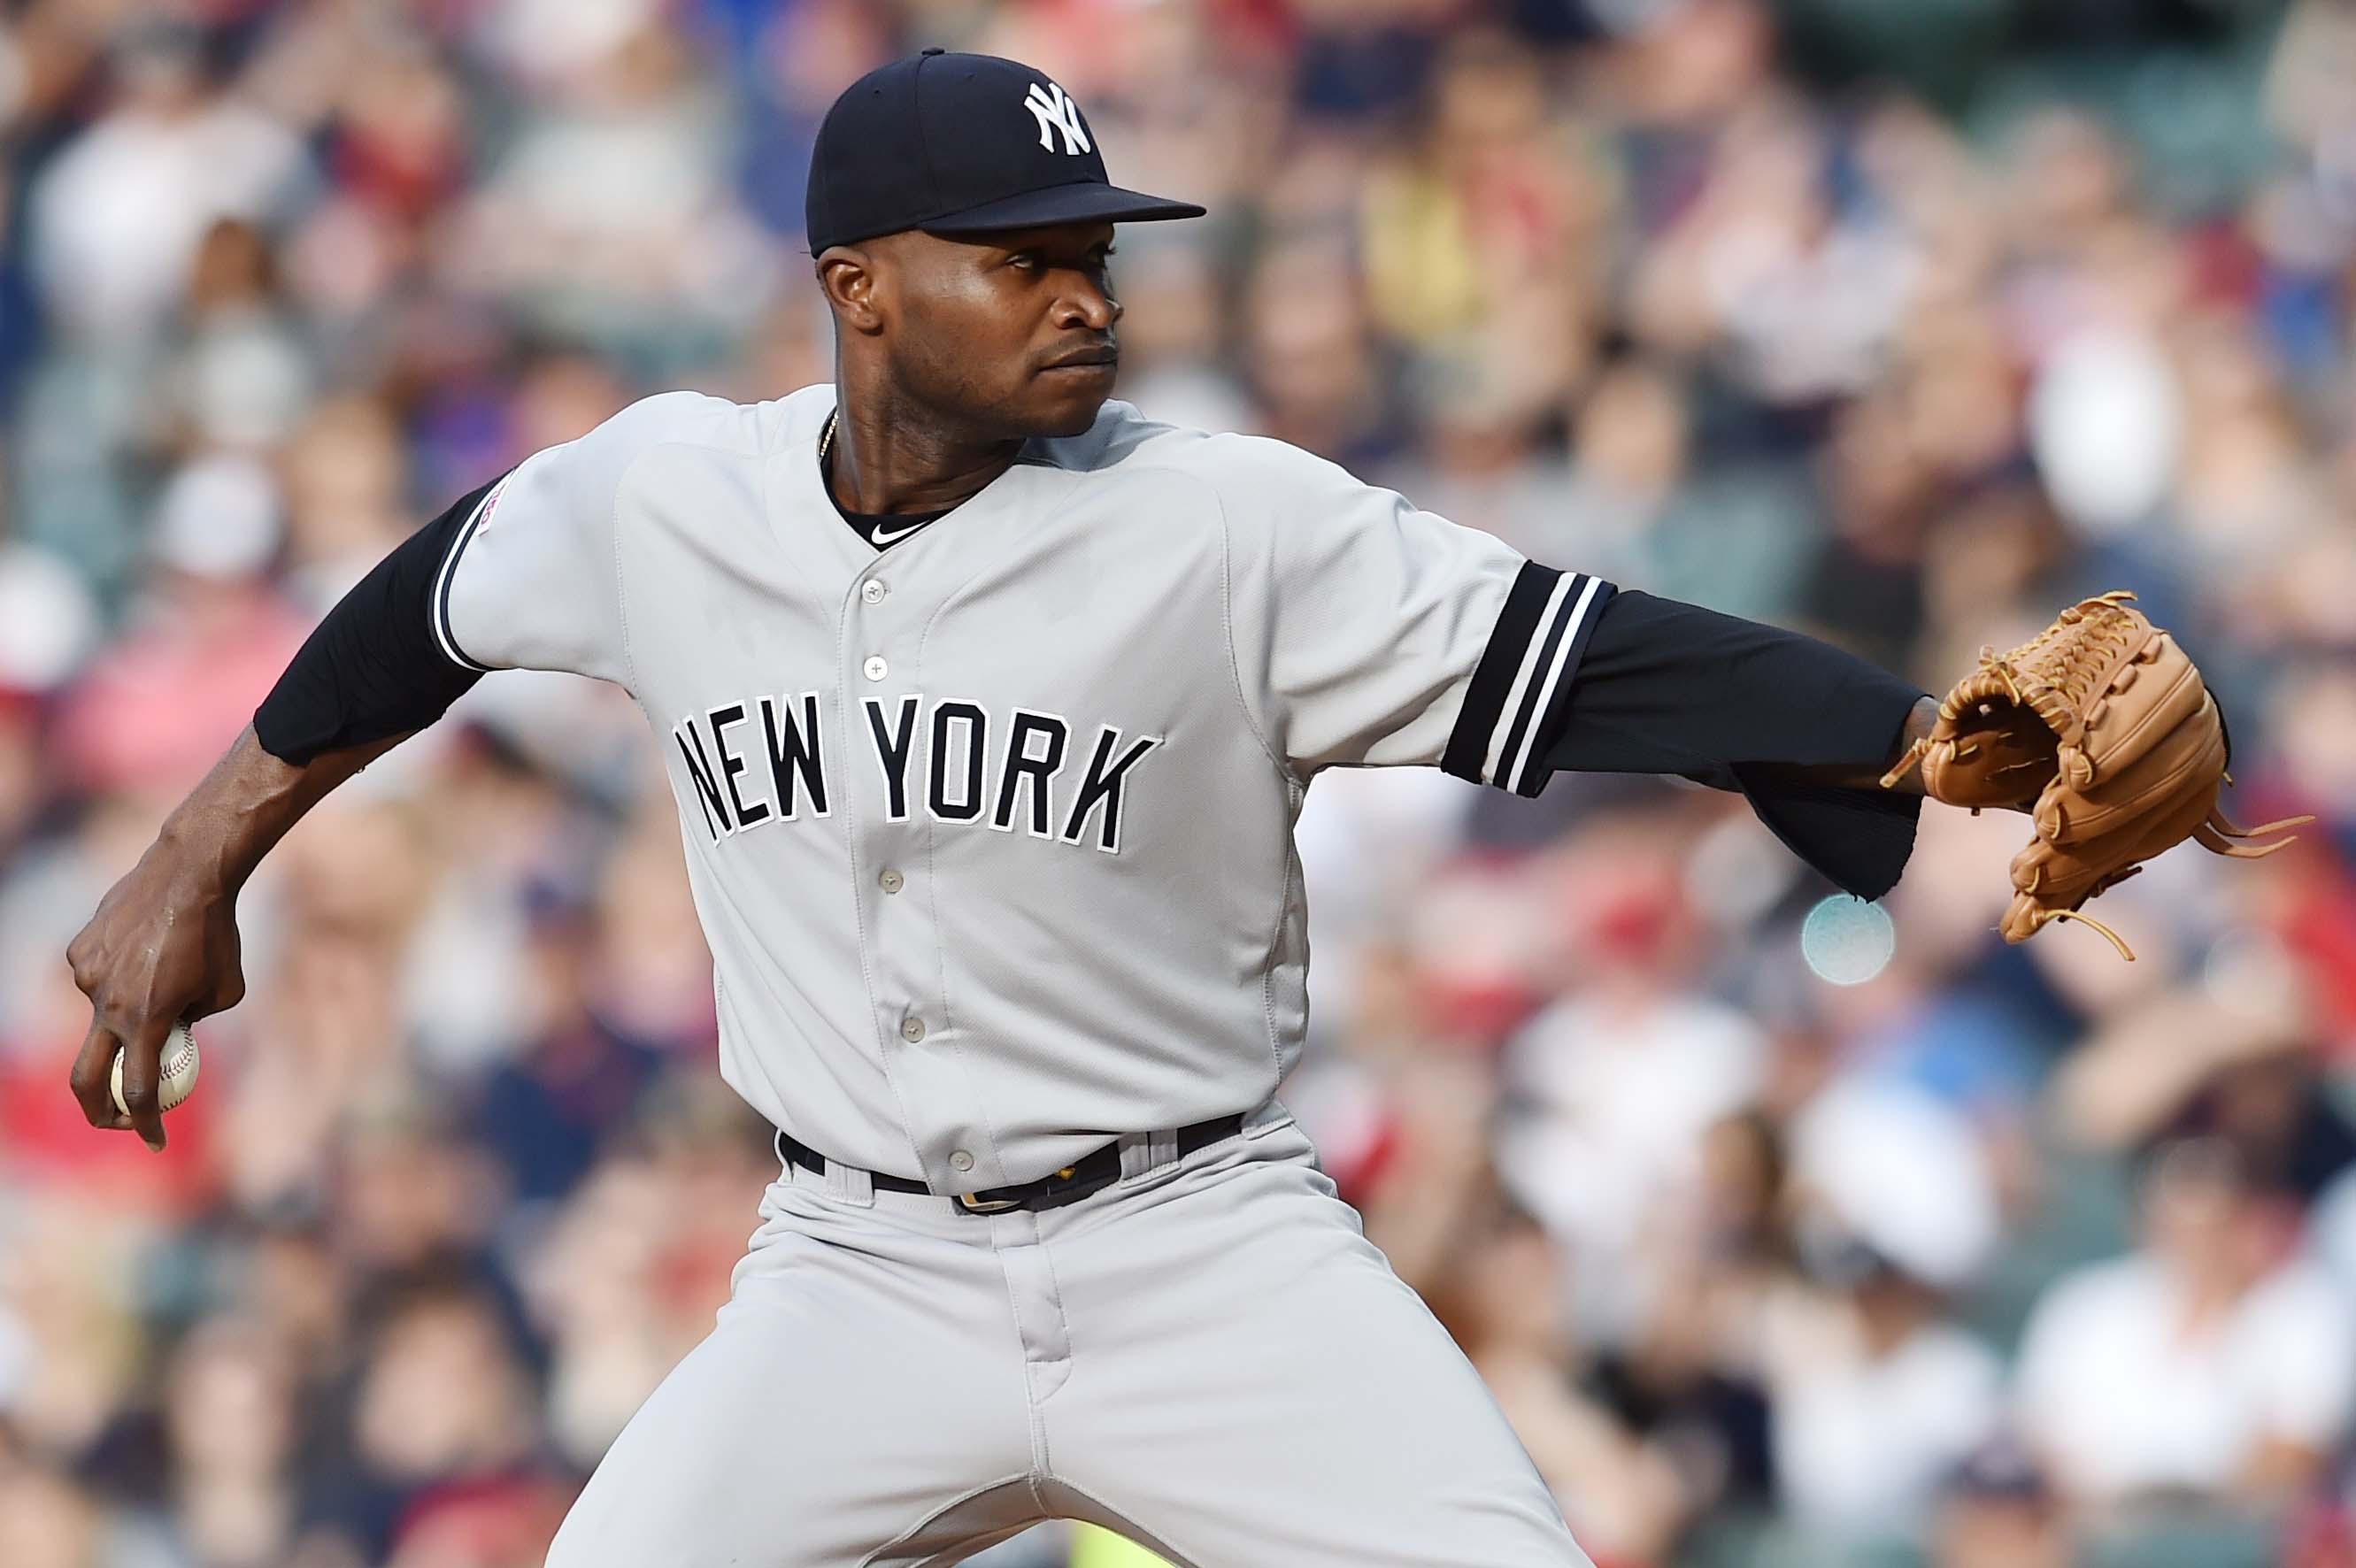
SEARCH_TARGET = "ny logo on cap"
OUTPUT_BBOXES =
[1022,81,1092,157]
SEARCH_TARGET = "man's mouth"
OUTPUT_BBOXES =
[1040,345,1119,372]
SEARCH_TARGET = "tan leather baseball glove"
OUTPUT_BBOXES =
[1882,592,2307,959]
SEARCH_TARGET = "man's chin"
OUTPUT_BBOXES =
[1025,391,1112,439]
[1018,358,1118,432]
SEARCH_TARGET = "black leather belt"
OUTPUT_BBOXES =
[774,1114,1245,1215]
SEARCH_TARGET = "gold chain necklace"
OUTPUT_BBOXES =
[820,411,837,465]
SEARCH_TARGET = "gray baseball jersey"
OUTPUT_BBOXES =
[435,384,1612,1194]
[437,385,1607,1567]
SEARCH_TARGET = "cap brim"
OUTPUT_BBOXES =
[920,181,1205,236]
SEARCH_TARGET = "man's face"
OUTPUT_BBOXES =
[2141,1137,2256,1286]
[858,222,1122,439]
[1936,1495,2067,1568]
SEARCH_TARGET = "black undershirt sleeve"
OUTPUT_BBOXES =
[1538,588,1929,900]
[253,473,508,765]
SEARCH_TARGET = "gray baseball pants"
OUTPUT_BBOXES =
[543,1104,1594,1567]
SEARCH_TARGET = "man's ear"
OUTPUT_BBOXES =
[815,246,885,335]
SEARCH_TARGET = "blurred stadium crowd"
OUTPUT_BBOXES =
[2,0,2356,1565]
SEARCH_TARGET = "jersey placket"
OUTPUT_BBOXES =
[839,558,1010,1195]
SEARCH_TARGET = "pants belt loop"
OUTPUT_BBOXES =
[1116,1131,1153,1182]
[1145,1127,1181,1173]
[826,1159,875,1208]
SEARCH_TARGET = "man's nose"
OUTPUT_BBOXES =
[1055,280,1120,332]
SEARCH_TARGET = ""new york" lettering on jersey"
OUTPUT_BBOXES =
[673,694,1162,854]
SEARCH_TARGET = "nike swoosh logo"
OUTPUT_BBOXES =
[872,519,930,545]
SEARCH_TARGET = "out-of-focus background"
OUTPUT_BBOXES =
[2,1,2355,1565]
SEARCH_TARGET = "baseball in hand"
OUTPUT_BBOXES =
[112,1022,200,1118]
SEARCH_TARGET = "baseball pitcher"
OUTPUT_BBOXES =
[65,50,2293,1568]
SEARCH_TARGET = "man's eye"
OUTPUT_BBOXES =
[1010,253,1041,272]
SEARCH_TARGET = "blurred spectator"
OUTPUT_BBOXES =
[1497,813,1767,1346]
[135,1314,304,1565]
[2013,1136,2356,1508]
[1758,1231,2003,1541]
[1933,1439,2070,1568]
[0,1461,107,1568]
[48,456,308,803]
[27,23,306,347]
[320,1274,545,1563]
[1429,1204,1691,1562]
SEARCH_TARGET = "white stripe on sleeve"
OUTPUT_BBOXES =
[1501,573,1606,794]
[1479,570,1575,786]
[429,479,506,673]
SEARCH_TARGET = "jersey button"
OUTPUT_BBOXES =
[878,867,905,895]
[949,1149,974,1173]
[862,656,888,680]
[899,1016,927,1043]
[861,579,887,604]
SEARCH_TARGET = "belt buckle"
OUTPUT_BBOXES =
[956,1162,1083,1216]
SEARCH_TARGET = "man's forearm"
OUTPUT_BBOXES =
[68,723,413,1149]
[161,726,411,894]
[1537,589,1932,899]
[1756,695,1939,796]
[1538,591,1932,790]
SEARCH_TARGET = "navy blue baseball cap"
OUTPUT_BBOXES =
[805,50,1205,253]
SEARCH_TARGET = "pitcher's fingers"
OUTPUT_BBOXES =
[115,1014,171,1152]
[68,1019,133,1130]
